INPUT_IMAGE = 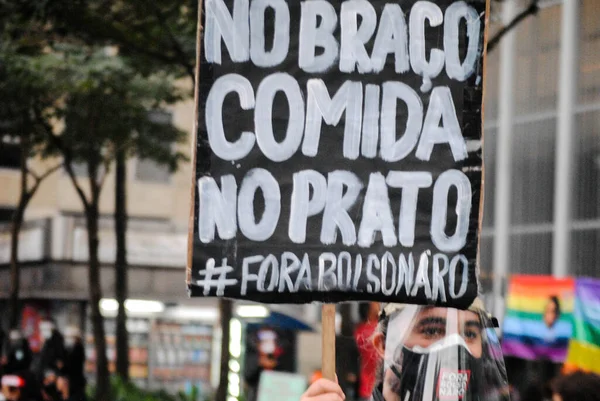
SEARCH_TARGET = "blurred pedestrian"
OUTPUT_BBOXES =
[62,327,85,401]
[3,331,32,375]
[54,371,70,401]
[35,322,65,383]
[41,370,60,401]
[1,371,42,401]
[551,371,600,401]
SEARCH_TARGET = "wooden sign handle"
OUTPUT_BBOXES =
[321,304,336,381]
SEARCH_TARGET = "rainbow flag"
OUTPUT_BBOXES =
[564,278,600,374]
[502,275,575,362]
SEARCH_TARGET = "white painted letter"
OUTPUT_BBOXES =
[449,254,469,298]
[411,250,432,299]
[381,252,397,296]
[444,2,481,81]
[361,84,380,158]
[318,252,337,290]
[340,0,377,73]
[366,254,381,293]
[416,86,467,162]
[238,168,281,241]
[289,170,327,243]
[206,74,255,161]
[299,1,339,73]
[432,253,449,302]
[204,0,250,63]
[358,173,397,247]
[371,4,410,73]
[409,1,444,92]
[198,175,237,242]
[386,172,433,246]
[303,79,363,159]
[255,73,305,162]
[241,255,263,295]
[431,170,472,252]
[321,171,363,246]
[250,0,290,67]
[380,82,423,162]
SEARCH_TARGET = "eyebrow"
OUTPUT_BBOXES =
[464,320,483,331]
[416,317,446,327]
[416,317,483,330]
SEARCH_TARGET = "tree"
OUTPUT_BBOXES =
[0,47,62,330]
[114,106,187,382]
[12,0,198,84]
[41,46,186,401]
[1,1,194,384]
[216,299,233,401]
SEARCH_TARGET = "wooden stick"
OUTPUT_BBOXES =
[321,304,336,381]
[186,0,203,288]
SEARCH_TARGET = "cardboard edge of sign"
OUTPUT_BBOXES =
[185,283,479,310]
[475,0,492,288]
[186,0,203,293]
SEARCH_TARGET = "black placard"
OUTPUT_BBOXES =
[187,0,488,308]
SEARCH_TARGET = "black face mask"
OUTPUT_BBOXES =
[44,383,60,400]
[389,340,483,401]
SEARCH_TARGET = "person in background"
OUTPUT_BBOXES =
[544,296,561,329]
[35,322,65,383]
[3,331,32,375]
[62,327,85,401]
[55,370,73,401]
[354,302,379,401]
[41,370,60,401]
[1,371,42,401]
[551,371,600,401]
[302,299,510,401]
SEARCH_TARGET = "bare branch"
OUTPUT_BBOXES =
[488,1,539,53]
[25,162,62,194]
[37,163,63,182]
[26,162,62,197]
[44,131,91,211]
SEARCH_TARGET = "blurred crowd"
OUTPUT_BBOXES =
[0,321,86,401]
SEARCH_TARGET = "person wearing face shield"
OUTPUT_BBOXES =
[3,331,33,375]
[300,299,510,401]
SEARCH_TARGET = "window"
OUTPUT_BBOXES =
[135,158,171,183]
[0,134,22,169]
[135,111,173,184]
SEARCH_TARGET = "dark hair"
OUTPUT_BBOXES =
[375,313,390,384]
[359,302,373,322]
[548,296,561,318]
[551,372,600,401]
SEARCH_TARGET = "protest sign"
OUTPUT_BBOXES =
[187,0,490,309]
[257,371,307,401]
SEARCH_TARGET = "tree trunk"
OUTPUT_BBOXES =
[8,133,30,330]
[8,203,25,330]
[114,148,129,382]
[86,202,111,401]
[216,299,233,401]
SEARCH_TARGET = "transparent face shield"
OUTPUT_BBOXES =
[381,304,509,401]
